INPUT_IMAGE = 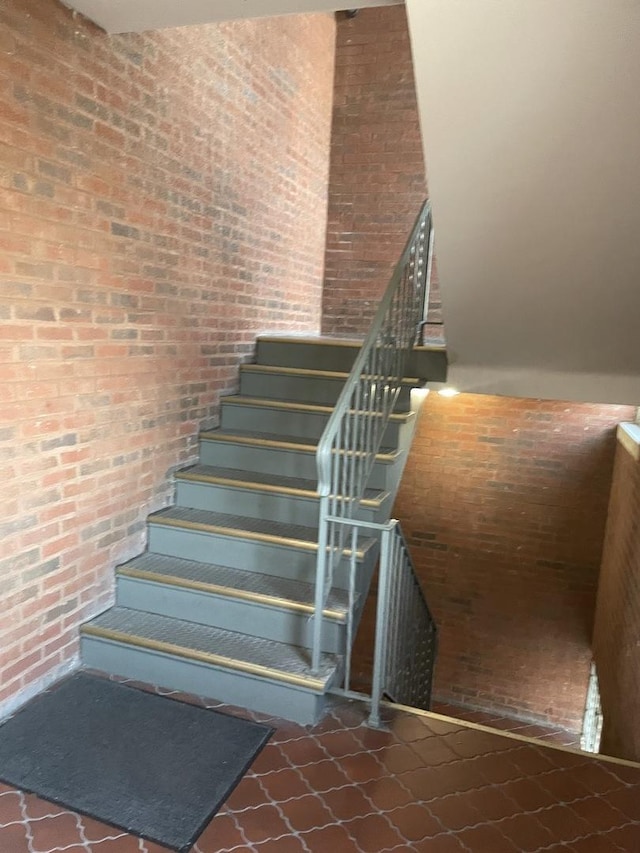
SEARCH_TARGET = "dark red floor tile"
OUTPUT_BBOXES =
[315,729,365,758]
[376,743,425,773]
[413,833,468,852]
[605,762,640,786]
[194,812,248,852]
[250,743,292,775]
[89,837,150,852]
[456,823,520,852]
[605,786,640,822]
[424,792,482,832]
[0,791,24,824]
[22,793,69,820]
[339,752,386,784]
[400,762,487,801]
[410,736,460,766]
[535,803,593,842]
[599,822,640,851]
[386,803,443,842]
[28,811,85,850]
[389,715,435,743]
[81,814,126,842]
[570,761,627,795]
[342,813,405,852]
[359,777,415,811]
[253,835,307,852]
[322,785,377,821]
[258,768,311,803]
[297,758,352,793]
[354,725,398,752]
[279,737,329,767]
[568,830,628,852]
[0,823,29,853]
[225,775,271,811]
[421,718,466,737]
[268,722,309,744]
[569,796,630,832]
[497,813,555,852]
[508,745,560,777]
[464,785,522,821]
[503,776,559,812]
[233,803,289,845]
[471,752,526,785]
[299,822,359,852]
[443,728,516,759]
[279,794,334,833]
[537,768,595,803]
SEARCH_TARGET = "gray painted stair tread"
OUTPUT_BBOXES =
[199,428,400,458]
[84,607,337,685]
[148,507,377,554]
[119,553,348,615]
[175,464,387,502]
[224,396,414,421]
[242,364,421,385]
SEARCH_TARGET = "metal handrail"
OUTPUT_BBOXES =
[311,200,433,673]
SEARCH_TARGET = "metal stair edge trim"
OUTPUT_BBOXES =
[81,624,332,692]
[197,431,401,463]
[241,363,423,386]
[222,396,415,422]
[146,514,371,559]
[174,469,389,508]
[117,567,348,622]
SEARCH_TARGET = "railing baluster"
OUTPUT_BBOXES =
[313,200,433,682]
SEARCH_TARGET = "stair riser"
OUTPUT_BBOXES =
[221,403,408,446]
[239,371,412,411]
[80,636,327,725]
[256,340,359,372]
[175,480,387,526]
[147,523,379,589]
[198,440,401,491]
[116,576,345,653]
[256,340,448,382]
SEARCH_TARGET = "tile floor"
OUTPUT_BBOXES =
[1,672,639,852]
[431,702,582,750]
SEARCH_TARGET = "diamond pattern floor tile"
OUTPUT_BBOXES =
[2,671,640,852]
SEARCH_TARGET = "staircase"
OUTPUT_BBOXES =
[80,335,446,723]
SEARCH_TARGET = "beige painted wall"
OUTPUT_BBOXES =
[406,0,640,404]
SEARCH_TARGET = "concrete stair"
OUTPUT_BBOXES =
[81,335,447,723]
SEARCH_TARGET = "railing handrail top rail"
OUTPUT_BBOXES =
[315,199,431,481]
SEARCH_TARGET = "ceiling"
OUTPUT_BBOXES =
[61,0,402,33]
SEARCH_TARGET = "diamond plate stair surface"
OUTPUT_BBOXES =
[117,553,349,618]
[81,334,437,724]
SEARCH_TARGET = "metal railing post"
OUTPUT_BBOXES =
[369,522,394,728]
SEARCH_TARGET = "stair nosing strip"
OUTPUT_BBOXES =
[176,471,319,499]
[81,625,328,691]
[222,396,413,422]
[118,567,346,622]
[242,364,421,385]
[148,514,368,558]
[174,471,387,507]
[257,335,446,353]
[198,432,400,462]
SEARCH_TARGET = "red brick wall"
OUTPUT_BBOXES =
[593,435,640,761]
[0,0,335,715]
[322,7,442,340]
[394,395,635,731]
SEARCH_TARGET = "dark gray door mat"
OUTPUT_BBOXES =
[0,672,273,852]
